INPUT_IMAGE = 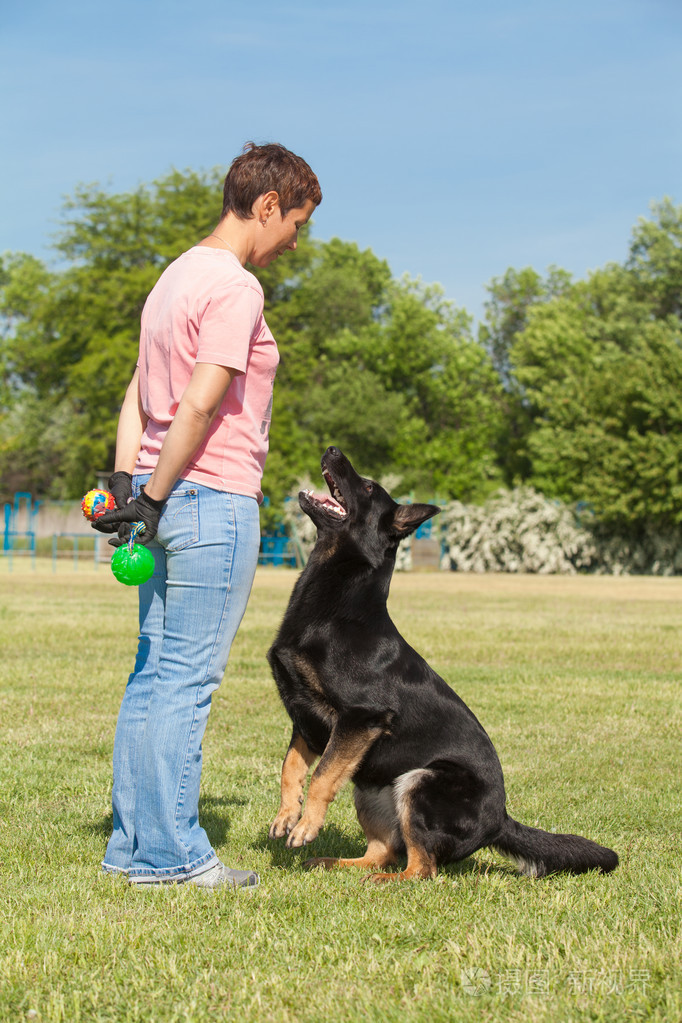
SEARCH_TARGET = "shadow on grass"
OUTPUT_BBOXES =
[82,812,114,839]
[81,795,247,848]
[199,794,249,846]
[250,823,367,869]
[250,824,515,879]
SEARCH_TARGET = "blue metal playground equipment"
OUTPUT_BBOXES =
[258,525,298,567]
[3,492,39,567]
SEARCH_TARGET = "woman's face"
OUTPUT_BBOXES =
[250,199,316,267]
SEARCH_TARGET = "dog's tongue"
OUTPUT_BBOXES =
[311,490,342,510]
[303,490,346,516]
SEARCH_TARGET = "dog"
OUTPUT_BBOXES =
[267,446,618,882]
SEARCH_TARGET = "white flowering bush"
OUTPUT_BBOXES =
[282,484,318,566]
[394,531,413,572]
[441,488,597,574]
[441,488,682,575]
[589,524,682,576]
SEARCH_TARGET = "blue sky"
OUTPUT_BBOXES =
[1,0,680,322]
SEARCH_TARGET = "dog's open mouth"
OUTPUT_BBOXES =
[301,468,348,518]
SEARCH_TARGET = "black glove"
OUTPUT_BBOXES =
[92,472,133,535]
[95,488,166,547]
[108,471,133,509]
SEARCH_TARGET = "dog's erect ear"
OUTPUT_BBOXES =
[391,503,440,538]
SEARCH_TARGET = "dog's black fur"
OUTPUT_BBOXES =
[267,447,618,882]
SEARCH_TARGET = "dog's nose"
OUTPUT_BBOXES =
[325,446,339,457]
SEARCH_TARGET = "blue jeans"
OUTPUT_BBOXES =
[102,479,260,882]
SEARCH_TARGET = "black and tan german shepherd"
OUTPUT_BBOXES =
[267,447,618,882]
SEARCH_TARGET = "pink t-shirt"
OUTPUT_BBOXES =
[135,247,279,503]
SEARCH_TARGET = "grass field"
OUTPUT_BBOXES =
[0,562,680,1022]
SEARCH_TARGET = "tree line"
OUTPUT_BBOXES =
[1,170,681,539]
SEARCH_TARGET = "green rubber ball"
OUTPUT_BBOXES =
[111,543,155,586]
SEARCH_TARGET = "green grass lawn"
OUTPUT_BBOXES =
[0,563,680,1022]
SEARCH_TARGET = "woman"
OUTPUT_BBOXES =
[95,142,322,889]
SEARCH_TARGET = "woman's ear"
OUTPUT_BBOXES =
[253,190,280,223]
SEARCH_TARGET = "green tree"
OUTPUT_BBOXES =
[262,251,505,505]
[365,277,503,499]
[0,252,66,497]
[479,265,572,384]
[258,239,391,508]
[628,197,682,318]
[510,242,682,530]
[478,265,572,484]
[0,174,211,498]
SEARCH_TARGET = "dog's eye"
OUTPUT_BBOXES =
[364,483,374,494]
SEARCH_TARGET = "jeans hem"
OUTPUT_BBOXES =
[101,862,129,876]
[128,851,220,883]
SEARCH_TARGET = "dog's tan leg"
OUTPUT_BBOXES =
[363,843,437,883]
[362,778,437,881]
[304,783,401,870]
[286,725,383,849]
[269,732,317,840]
[305,837,398,872]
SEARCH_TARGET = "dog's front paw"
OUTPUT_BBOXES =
[268,810,301,840]
[285,817,320,849]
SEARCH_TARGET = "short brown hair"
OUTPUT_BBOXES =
[222,142,322,220]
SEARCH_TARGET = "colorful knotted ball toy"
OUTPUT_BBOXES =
[81,488,115,521]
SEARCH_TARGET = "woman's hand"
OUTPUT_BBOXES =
[95,489,166,546]
[107,471,133,509]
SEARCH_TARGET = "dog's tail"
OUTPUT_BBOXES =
[493,815,618,877]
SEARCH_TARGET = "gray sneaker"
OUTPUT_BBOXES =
[188,862,260,891]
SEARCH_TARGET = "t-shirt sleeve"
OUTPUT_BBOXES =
[196,283,263,373]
